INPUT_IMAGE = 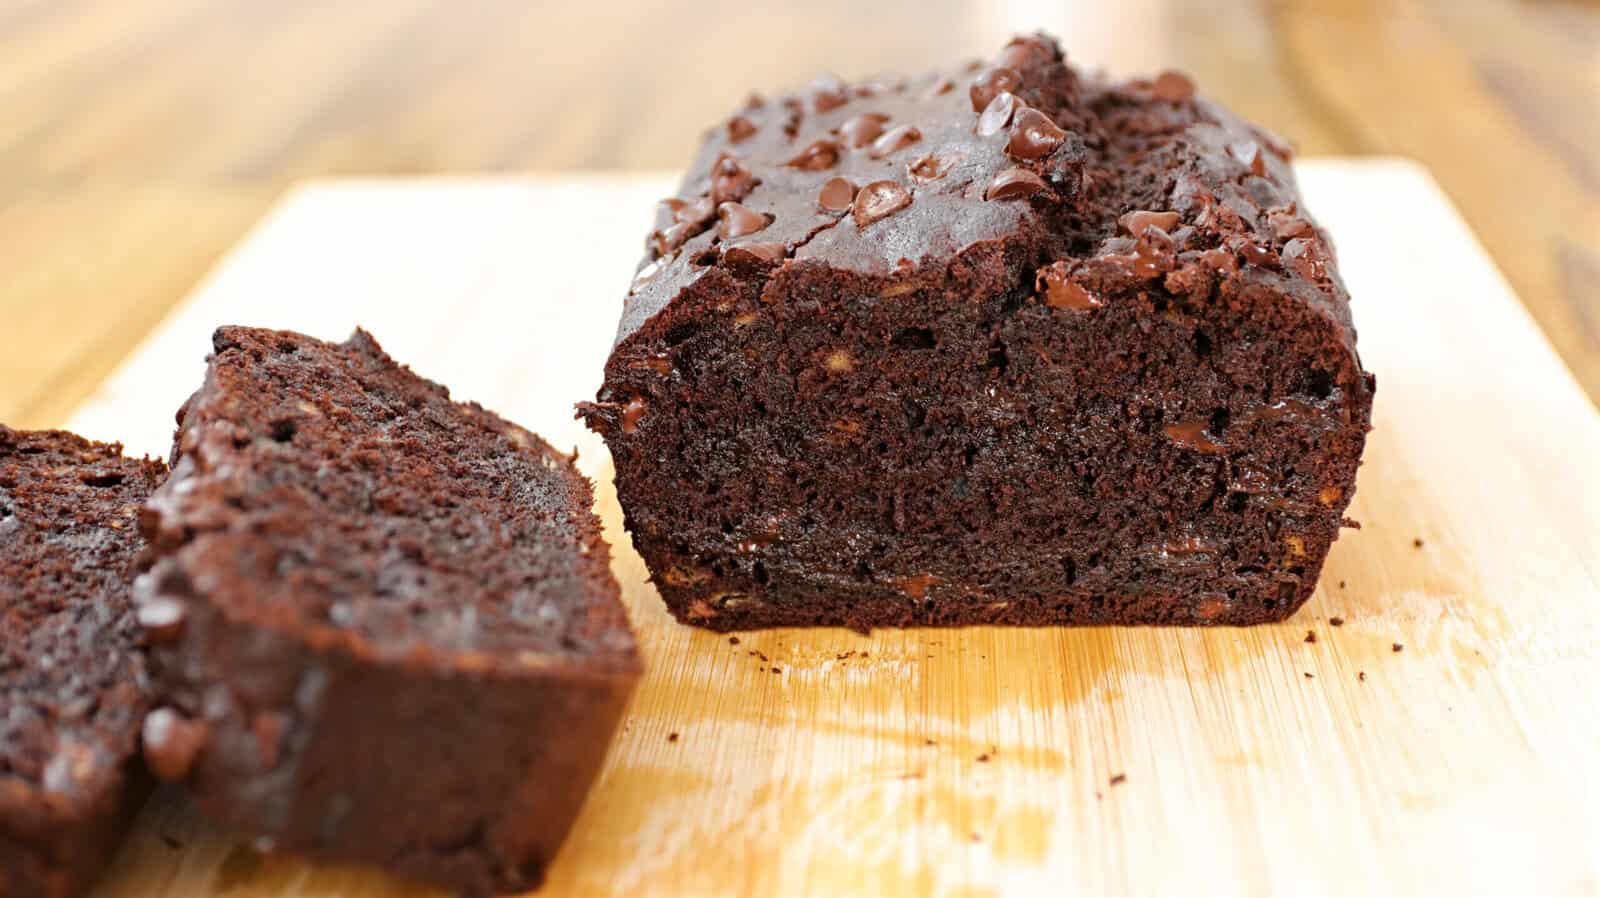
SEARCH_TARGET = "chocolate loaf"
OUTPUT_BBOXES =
[582,33,1375,631]
[1,427,166,898]
[138,327,641,897]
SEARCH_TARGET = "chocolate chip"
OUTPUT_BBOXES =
[142,709,208,782]
[852,180,912,228]
[1152,70,1196,102]
[1006,108,1067,160]
[1198,247,1239,275]
[817,177,857,213]
[868,124,921,159]
[671,196,715,226]
[984,167,1049,200]
[786,138,841,171]
[709,154,757,204]
[1237,240,1279,269]
[998,35,1048,70]
[621,397,648,434]
[1282,237,1329,281]
[1268,206,1314,239]
[969,65,1023,113]
[722,242,786,267]
[811,75,849,113]
[908,155,946,181]
[838,112,889,148]
[650,221,697,256]
[921,77,956,100]
[1229,140,1268,177]
[717,202,769,239]
[136,597,186,643]
[1118,210,1181,236]
[976,91,1018,137]
[726,115,758,144]
[1037,262,1101,310]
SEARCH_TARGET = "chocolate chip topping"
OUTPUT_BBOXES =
[136,596,186,643]
[838,112,890,148]
[723,242,787,266]
[142,708,208,782]
[1005,108,1067,160]
[977,92,1018,137]
[1152,70,1196,102]
[1229,140,1268,177]
[1037,262,1102,310]
[811,75,849,113]
[908,155,946,181]
[970,65,1023,113]
[717,202,770,239]
[921,77,956,100]
[985,167,1049,201]
[726,115,758,143]
[818,177,857,213]
[709,154,757,204]
[787,138,842,171]
[853,180,912,227]
[868,124,922,159]
[1118,210,1182,236]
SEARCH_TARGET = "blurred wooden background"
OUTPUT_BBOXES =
[2,0,1597,427]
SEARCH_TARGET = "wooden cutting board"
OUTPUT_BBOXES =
[69,160,1600,898]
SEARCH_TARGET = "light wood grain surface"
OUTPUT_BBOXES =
[2,0,1598,430]
[64,162,1600,897]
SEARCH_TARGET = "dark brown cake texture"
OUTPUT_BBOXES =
[0,426,167,898]
[581,33,1375,631]
[137,327,641,897]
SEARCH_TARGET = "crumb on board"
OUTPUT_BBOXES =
[1358,671,1367,681]
[1338,580,1346,589]
[1304,630,1317,643]
[1109,773,1128,786]
[1392,643,1404,653]
[770,666,783,674]
[667,732,679,743]
[1413,537,1424,548]
[1329,616,1344,627]
[1304,671,1315,679]
[976,753,990,763]
[728,636,740,645]
[924,738,937,747]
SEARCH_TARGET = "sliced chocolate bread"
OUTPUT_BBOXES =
[1,427,166,898]
[138,327,640,897]
[581,33,1374,631]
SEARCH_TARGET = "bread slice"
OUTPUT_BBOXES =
[1,426,166,898]
[138,327,640,897]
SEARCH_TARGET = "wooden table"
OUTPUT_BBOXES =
[0,0,1596,427]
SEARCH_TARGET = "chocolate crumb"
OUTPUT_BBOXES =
[1338,581,1347,589]
[1329,616,1344,627]
[1413,538,1424,548]
[1358,671,1367,681]
[1304,630,1317,644]
[1392,643,1404,653]
[667,732,679,743]
[1304,671,1314,679]
[728,636,740,646]
[924,738,936,746]
[770,667,783,674]
[976,753,990,763]
[1109,773,1127,786]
